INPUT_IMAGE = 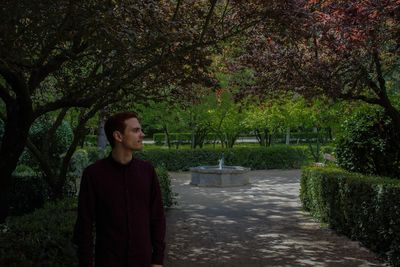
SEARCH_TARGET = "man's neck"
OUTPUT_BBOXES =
[111,148,133,165]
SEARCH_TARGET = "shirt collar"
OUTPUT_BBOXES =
[107,153,135,168]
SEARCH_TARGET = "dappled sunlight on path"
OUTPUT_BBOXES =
[164,170,386,267]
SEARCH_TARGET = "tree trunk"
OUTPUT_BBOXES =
[383,103,400,133]
[97,109,108,150]
[57,106,103,199]
[0,102,33,222]
[227,133,238,148]
[308,127,321,162]
[163,126,171,149]
[191,132,195,149]
[263,128,270,147]
[57,119,88,199]
[254,128,264,146]
[285,127,290,145]
[327,127,333,141]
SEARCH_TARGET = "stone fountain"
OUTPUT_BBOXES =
[190,154,250,187]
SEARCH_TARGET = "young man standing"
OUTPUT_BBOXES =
[73,112,166,267]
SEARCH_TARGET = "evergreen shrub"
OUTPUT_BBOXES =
[85,146,109,163]
[155,165,177,208]
[83,134,97,147]
[153,132,218,145]
[19,116,73,172]
[300,166,400,266]
[0,199,78,267]
[69,149,89,179]
[8,165,47,216]
[272,131,331,144]
[336,106,400,178]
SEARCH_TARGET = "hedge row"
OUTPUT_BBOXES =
[153,132,218,145]
[135,145,310,171]
[152,131,331,145]
[300,167,400,266]
[0,199,78,267]
[0,168,176,266]
[272,131,331,144]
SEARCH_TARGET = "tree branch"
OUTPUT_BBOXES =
[33,95,94,118]
[26,137,54,179]
[220,0,230,32]
[340,92,381,105]
[199,0,218,44]
[28,43,87,94]
[59,98,113,180]
[373,49,388,100]
[171,0,182,21]
[46,107,69,149]
[35,0,75,68]
[0,61,28,98]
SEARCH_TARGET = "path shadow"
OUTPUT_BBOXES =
[164,170,386,267]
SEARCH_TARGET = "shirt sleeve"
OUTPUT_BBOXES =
[73,168,96,267]
[149,166,166,265]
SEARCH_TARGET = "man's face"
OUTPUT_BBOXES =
[118,117,145,151]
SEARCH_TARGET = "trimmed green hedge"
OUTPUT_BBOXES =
[156,165,178,208]
[300,166,400,266]
[272,131,331,144]
[153,132,192,145]
[153,132,218,145]
[135,145,310,171]
[335,106,400,178]
[0,199,78,267]
[153,132,331,145]
[8,165,47,216]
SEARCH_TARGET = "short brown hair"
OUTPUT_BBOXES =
[104,112,138,148]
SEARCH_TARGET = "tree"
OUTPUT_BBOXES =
[170,84,214,149]
[0,0,264,221]
[239,0,400,131]
[208,90,246,148]
[243,102,271,146]
[136,100,183,149]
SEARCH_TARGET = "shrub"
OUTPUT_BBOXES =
[155,165,177,208]
[84,146,110,164]
[0,199,78,267]
[69,149,89,179]
[336,106,400,178]
[18,115,73,172]
[83,134,97,147]
[135,145,310,171]
[153,132,219,146]
[266,131,331,144]
[8,165,47,216]
[300,166,400,266]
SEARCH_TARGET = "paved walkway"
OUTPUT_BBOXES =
[164,170,387,267]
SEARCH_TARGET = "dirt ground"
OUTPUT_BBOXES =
[164,170,387,267]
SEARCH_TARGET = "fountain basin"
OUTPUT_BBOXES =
[190,165,250,187]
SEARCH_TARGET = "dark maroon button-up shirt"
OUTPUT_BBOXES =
[73,155,166,267]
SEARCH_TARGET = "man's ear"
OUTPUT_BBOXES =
[113,131,123,143]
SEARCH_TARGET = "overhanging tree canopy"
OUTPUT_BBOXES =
[0,0,278,221]
[237,0,400,129]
